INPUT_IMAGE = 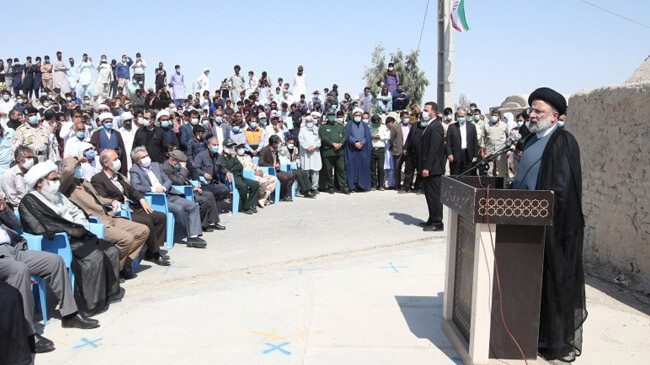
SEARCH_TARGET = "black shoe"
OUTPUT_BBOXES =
[34,333,55,353]
[120,268,137,280]
[419,221,433,227]
[252,206,259,213]
[187,237,207,248]
[281,196,293,202]
[328,188,335,194]
[310,189,319,195]
[62,312,100,329]
[378,186,385,191]
[423,224,444,232]
[398,189,407,194]
[343,190,351,195]
[243,209,254,215]
[303,191,315,198]
[202,226,214,232]
[144,254,170,266]
[415,189,424,195]
[210,223,226,230]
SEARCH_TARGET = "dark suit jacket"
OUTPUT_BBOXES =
[418,118,446,175]
[129,162,183,196]
[90,129,128,175]
[133,126,168,164]
[91,170,145,203]
[192,149,229,182]
[161,160,191,186]
[258,145,277,168]
[445,122,479,161]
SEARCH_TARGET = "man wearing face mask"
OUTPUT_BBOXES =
[229,118,247,145]
[193,137,232,204]
[2,146,35,209]
[445,108,479,175]
[279,136,314,198]
[244,116,265,156]
[221,139,259,214]
[5,110,22,131]
[210,115,231,153]
[259,135,297,202]
[344,108,372,192]
[41,55,53,91]
[115,55,133,90]
[63,121,89,158]
[390,111,411,192]
[117,112,136,169]
[94,55,113,98]
[481,109,509,177]
[52,51,70,94]
[162,150,225,231]
[383,63,400,94]
[418,102,446,232]
[318,110,348,194]
[157,112,179,148]
[298,115,322,195]
[90,113,128,175]
[170,65,186,107]
[180,109,201,152]
[10,58,24,96]
[0,90,15,126]
[12,107,51,163]
[368,114,390,190]
[133,110,168,164]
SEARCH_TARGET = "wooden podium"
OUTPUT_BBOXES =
[440,176,554,364]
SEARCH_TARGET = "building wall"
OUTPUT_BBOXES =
[568,82,650,292]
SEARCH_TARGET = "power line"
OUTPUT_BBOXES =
[578,0,650,30]
[416,0,432,53]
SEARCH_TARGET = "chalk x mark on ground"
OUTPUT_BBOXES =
[72,337,102,349]
[251,328,285,343]
[163,261,189,274]
[293,268,316,275]
[380,261,408,273]
[262,342,291,355]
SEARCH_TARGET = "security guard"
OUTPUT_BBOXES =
[12,107,52,163]
[318,111,349,194]
[221,139,260,215]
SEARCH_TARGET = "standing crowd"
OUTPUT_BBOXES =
[0,52,562,362]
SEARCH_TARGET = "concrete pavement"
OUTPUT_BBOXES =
[33,190,650,364]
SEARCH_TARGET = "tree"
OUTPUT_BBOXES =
[457,93,470,110]
[363,43,429,107]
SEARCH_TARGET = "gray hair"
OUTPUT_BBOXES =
[208,137,219,145]
[14,145,33,161]
[456,107,467,114]
[98,150,113,168]
[131,146,148,164]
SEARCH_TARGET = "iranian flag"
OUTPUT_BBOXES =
[451,0,470,33]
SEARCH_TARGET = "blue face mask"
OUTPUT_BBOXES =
[260,119,267,126]
[210,146,219,153]
[457,117,466,124]
[74,165,83,179]
[76,131,85,139]
[353,116,361,123]
[420,121,427,127]
[103,122,113,131]
[557,121,565,128]
[161,121,171,128]
[28,115,39,125]
[84,150,96,160]
[421,112,430,121]
[250,122,258,129]
[490,116,499,123]
[232,126,240,133]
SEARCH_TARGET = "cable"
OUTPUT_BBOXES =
[484,181,528,364]
[578,0,650,29]
[416,0,432,53]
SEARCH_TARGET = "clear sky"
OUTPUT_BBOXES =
[3,0,649,111]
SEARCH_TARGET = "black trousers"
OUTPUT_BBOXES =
[393,153,407,189]
[403,155,421,191]
[322,154,348,192]
[421,174,443,226]
[293,168,312,193]
[450,149,473,175]
[235,176,259,210]
[201,182,230,201]
[194,191,219,226]
[130,209,167,254]
[275,170,297,198]
[371,147,385,188]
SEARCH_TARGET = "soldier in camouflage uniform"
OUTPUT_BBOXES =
[12,107,54,163]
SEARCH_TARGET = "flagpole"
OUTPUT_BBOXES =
[437,0,454,111]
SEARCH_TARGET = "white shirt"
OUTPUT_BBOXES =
[144,167,164,191]
[0,99,16,126]
[0,227,11,244]
[131,59,147,75]
[459,122,468,149]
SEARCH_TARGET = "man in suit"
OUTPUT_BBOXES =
[418,102,446,232]
[390,111,411,192]
[133,110,168,164]
[193,137,233,202]
[258,135,297,201]
[445,107,479,175]
[92,150,171,265]
[209,114,232,154]
[161,149,225,231]
[128,146,207,248]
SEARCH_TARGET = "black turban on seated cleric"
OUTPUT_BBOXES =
[528,87,567,115]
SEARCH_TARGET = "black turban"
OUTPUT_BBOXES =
[528,87,567,116]
[23,106,39,115]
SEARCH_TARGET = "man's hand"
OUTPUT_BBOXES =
[193,187,202,193]
[154,186,165,193]
[472,157,478,163]
[0,195,6,212]
[307,146,315,153]
[448,155,454,162]
[481,151,486,160]
[251,150,258,156]
[354,142,362,150]
[140,199,154,214]
[111,200,122,212]
[226,172,233,183]
[332,143,341,150]
[78,156,88,164]
[255,170,263,177]
[204,173,213,181]
[403,150,408,155]
[371,134,379,140]
[422,169,430,177]
[274,162,280,169]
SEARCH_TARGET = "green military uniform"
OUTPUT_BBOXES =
[12,123,52,163]
[222,152,260,211]
[318,122,349,193]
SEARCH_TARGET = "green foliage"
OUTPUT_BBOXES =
[363,43,429,107]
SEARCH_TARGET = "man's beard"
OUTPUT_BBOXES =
[41,188,60,203]
[527,115,553,134]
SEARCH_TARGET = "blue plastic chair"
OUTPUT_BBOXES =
[252,156,259,165]
[220,173,240,215]
[259,166,281,204]
[144,193,175,249]
[117,203,132,220]
[172,185,194,202]
[280,164,298,199]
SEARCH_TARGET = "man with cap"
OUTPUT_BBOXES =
[133,110,168,164]
[162,150,225,231]
[193,137,233,204]
[511,87,585,363]
[318,110,349,194]
[19,160,121,316]
[90,112,128,175]
[222,139,260,214]
[12,106,51,163]
[344,108,372,192]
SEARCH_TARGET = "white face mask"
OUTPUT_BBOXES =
[42,180,60,199]
[140,157,151,168]
[236,148,245,156]
[306,122,314,128]
[111,159,122,172]
[140,118,150,127]
[287,143,294,149]
[22,158,35,170]
[190,118,199,125]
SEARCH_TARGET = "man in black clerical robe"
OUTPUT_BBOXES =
[511,87,586,364]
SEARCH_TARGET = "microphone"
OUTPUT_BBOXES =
[483,133,521,162]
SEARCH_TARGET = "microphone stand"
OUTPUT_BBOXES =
[456,147,511,178]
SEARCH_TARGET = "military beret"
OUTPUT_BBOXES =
[528,87,567,116]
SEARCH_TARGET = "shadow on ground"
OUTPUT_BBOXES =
[389,212,424,226]
[395,293,462,364]
[586,274,650,316]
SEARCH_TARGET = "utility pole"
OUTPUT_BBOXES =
[437,0,455,111]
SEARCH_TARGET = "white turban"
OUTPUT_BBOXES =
[71,142,94,159]
[121,112,134,121]
[352,107,364,115]
[24,160,58,188]
[96,104,110,112]
[98,112,114,122]
[310,111,321,118]
[156,109,170,122]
